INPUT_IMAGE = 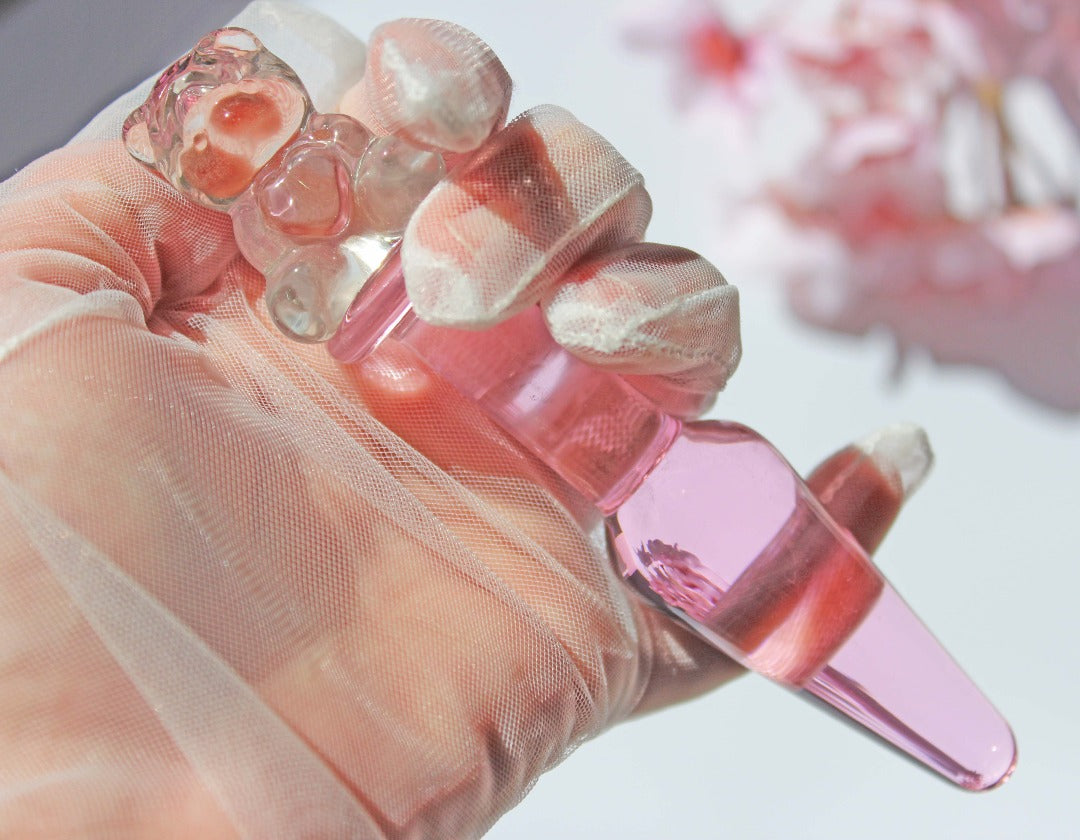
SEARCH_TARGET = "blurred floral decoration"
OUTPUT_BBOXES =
[628,0,1080,412]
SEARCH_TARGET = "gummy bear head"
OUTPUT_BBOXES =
[123,28,313,209]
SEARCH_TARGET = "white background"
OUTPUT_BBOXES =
[5,0,1078,836]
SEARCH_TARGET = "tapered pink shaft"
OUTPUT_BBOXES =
[328,250,1016,790]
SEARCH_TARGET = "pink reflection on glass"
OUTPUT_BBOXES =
[329,250,1016,792]
[611,425,885,687]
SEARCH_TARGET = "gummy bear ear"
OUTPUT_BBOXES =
[120,28,268,173]
[195,27,264,56]
[121,105,156,167]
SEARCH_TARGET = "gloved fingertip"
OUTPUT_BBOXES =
[351,18,512,152]
[854,422,934,502]
[805,431,921,556]
[543,243,741,380]
[403,106,651,329]
[403,196,533,328]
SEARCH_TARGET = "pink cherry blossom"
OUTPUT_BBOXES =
[785,205,1080,410]
[956,0,1080,126]
[623,0,783,143]
[783,0,984,118]
[629,0,1080,412]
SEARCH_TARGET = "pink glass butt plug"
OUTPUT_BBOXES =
[124,24,1016,790]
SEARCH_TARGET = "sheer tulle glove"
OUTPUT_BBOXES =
[0,3,930,837]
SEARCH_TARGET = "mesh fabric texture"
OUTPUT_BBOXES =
[0,4,744,838]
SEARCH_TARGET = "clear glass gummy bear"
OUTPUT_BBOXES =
[125,25,1016,792]
[124,27,445,342]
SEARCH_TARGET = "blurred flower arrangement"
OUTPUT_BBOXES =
[628,0,1080,411]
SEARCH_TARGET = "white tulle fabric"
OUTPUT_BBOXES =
[403,104,654,327]
[545,243,742,418]
[342,18,513,153]
[0,3,743,838]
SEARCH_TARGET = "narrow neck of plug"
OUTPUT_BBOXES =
[329,249,680,512]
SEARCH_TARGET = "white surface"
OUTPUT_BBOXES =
[299,1,1078,837]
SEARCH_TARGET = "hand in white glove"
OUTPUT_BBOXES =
[0,3,930,837]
